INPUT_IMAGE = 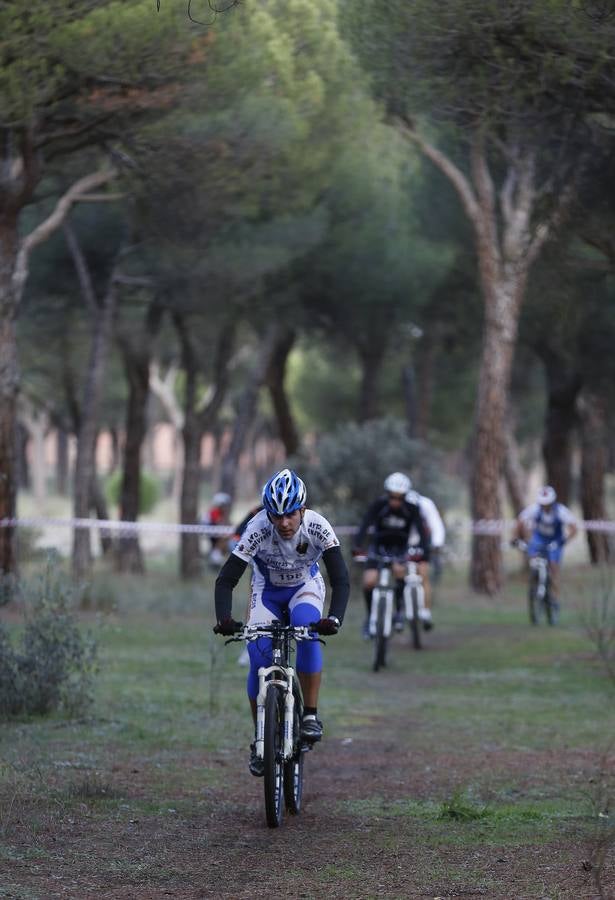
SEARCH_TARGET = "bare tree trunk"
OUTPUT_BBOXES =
[66,223,120,580]
[219,325,281,498]
[579,390,612,563]
[56,425,69,494]
[266,328,299,457]
[0,165,116,577]
[174,313,236,580]
[469,287,520,594]
[540,359,581,505]
[90,472,114,557]
[149,362,184,507]
[401,123,573,593]
[503,416,526,515]
[116,301,163,574]
[0,214,20,575]
[20,401,49,510]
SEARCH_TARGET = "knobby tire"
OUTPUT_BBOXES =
[410,588,422,650]
[373,591,387,672]
[264,685,285,828]
[283,681,304,815]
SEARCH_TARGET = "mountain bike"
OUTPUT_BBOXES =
[403,549,426,650]
[355,554,396,672]
[515,540,557,625]
[224,621,320,828]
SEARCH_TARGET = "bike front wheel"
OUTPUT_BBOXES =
[284,683,304,815]
[264,685,285,828]
[373,590,388,672]
[409,587,422,650]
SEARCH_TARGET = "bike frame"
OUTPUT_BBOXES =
[236,623,313,762]
[403,556,425,620]
[370,561,395,638]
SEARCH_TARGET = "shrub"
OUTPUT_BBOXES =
[104,470,160,516]
[295,416,461,524]
[0,566,98,718]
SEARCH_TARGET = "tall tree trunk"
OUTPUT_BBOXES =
[56,425,69,495]
[90,472,114,557]
[578,390,612,563]
[403,124,572,593]
[21,402,48,509]
[67,223,120,580]
[357,342,385,422]
[0,165,116,577]
[469,283,521,594]
[540,360,581,505]
[116,301,163,574]
[503,416,526,515]
[0,214,20,575]
[174,313,236,580]
[266,328,299,457]
[219,325,281,498]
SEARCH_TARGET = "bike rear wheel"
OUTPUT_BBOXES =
[373,591,388,672]
[284,683,304,815]
[409,587,422,650]
[264,685,285,828]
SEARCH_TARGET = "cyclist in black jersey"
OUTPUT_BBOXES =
[353,472,431,638]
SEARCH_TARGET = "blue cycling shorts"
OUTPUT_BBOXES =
[528,535,563,564]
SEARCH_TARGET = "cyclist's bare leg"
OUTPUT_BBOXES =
[363,568,378,617]
[298,670,321,708]
[418,561,431,609]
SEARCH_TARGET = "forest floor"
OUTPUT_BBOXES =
[0,560,614,899]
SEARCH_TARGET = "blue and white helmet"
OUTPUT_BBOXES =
[262,468,307,516]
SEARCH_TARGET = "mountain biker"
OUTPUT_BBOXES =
[512,485,578,613]
[353,472,431,639]
[403,486,445,630]
[213,468,350,776]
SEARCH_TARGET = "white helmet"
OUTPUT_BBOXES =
[212,492,231,506]
[405,489,420,506]
[537,485,556,506]
[384,472,411,495]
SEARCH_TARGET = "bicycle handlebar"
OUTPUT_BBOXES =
[353,551,424,565]
[224,623,322,645]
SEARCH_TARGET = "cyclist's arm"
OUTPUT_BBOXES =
[353,499,380,550]
[321,545,350,624]
[214,553,248,622]
[415,509,431,561]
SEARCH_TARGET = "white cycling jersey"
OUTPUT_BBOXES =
[409,494,445,549]
[232,508,340,589]
[518,502,576,539]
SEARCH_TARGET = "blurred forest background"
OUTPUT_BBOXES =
[1,0,615,593]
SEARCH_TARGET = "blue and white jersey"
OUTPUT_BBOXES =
[232,508,340,589]
[519,502,576,543]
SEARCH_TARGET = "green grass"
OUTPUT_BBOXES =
[0,558,614,896]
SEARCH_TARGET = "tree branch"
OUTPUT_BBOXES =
[395,117,481,227]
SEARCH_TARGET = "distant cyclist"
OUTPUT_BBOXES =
[405,484,445,626]
[353,472,431,638]
[213,468,349,776]
[513,485,578,615]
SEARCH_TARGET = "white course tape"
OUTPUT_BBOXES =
[0,516,614,535]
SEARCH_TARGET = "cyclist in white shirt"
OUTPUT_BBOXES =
[214,469,349,776]
[403,486,445,629]
[513,485,578,610]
